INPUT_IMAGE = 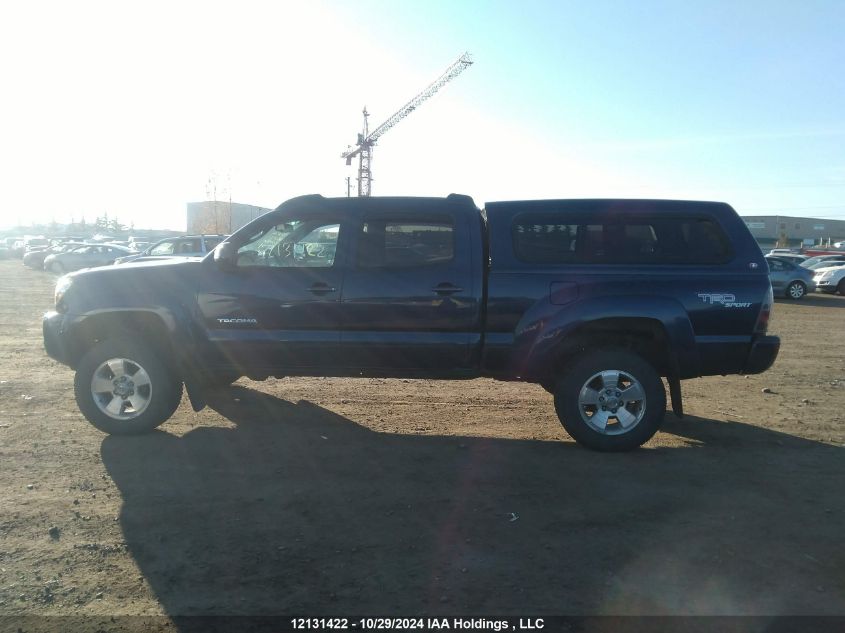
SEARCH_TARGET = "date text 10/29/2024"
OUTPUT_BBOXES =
[291,618,545,631]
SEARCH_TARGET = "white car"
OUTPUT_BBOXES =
[813,264,845,295]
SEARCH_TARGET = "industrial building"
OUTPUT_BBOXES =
[186,201,272,234]
[740,215,845,249]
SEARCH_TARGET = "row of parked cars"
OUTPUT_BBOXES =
[10,235,227,273]
[765,249,845,299]
[9,231,845,299]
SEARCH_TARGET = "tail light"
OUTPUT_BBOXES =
[754,285,773,333]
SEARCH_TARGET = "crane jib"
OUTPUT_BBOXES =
[341,52,474,197]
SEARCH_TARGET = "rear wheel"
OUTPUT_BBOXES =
[74,339,182,435]
[554,350,666,452]
[838,280,845,296]
[786,281,806,300]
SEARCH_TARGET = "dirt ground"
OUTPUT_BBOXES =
[1,258,844,623]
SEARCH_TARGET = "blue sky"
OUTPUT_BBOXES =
[0,0,843,229]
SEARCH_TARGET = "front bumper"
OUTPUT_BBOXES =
[814,278,835,291]
[742,335,780,374]
[43,311,71,366]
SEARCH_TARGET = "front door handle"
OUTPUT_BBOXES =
[309,282,337,295]
[431,283,463,295]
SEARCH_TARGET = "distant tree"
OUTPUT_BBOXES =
[108,218,126,232]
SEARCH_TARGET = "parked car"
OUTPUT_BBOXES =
[43,243,136,274]
[43,195,779,452]
[804,255,845,270]
[23,237,50,253]
[766,253,807,266]
[23,242,85,269]
[765,255,816,299]
[10,239,26,258]
[114,235,226,264]
[814,265,845,295]
[801,254,845,268]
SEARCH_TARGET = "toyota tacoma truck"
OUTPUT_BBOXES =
[43,195,779,451]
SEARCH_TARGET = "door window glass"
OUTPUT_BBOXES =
[150,241,175,256]
[237,220,339,268]
[357,220,454,268]
[204,237,224,251]
[176,239,201,254]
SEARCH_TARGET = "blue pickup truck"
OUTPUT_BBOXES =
[43,195,779,451]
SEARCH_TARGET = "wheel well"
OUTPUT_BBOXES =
[548,318,674,379]
[67,312,174,369]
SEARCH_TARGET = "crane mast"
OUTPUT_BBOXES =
[342,52,473,197]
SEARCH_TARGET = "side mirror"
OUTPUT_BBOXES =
[213,241,239,270]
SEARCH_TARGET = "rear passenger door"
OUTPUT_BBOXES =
[339,209,476,372]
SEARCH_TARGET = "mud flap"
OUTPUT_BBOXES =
[668,375,683,418]
[184,379,208,412]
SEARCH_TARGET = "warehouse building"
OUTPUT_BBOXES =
[186,201,272,234]
[740,215,845,249]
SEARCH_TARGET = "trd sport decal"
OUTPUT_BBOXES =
[697,293,751,308]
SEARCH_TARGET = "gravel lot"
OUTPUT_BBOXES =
[1,259,843,624]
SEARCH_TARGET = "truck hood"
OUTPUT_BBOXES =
[60,258,206,315]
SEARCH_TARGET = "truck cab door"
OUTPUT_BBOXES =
[338,207,480,373]
[197,213,348,374]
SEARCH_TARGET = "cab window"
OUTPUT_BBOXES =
[237,220,340,268]
[356,220,454,268]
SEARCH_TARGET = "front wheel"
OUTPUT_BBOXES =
[838,280,845,296]
[786,281,806,300]
[554,350,666,452]
[74,339,183,434]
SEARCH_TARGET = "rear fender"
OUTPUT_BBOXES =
[511,295,699,380]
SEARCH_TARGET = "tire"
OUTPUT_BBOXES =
[73,339,183,435]
[786,281,806,300]
[553,350,666,452]
[50,261,65,274]
[838,280,845,296]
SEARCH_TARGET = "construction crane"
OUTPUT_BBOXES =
[342,52,473,197]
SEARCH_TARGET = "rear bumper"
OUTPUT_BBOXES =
[43,311,71,366]
[742,335,780,374]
